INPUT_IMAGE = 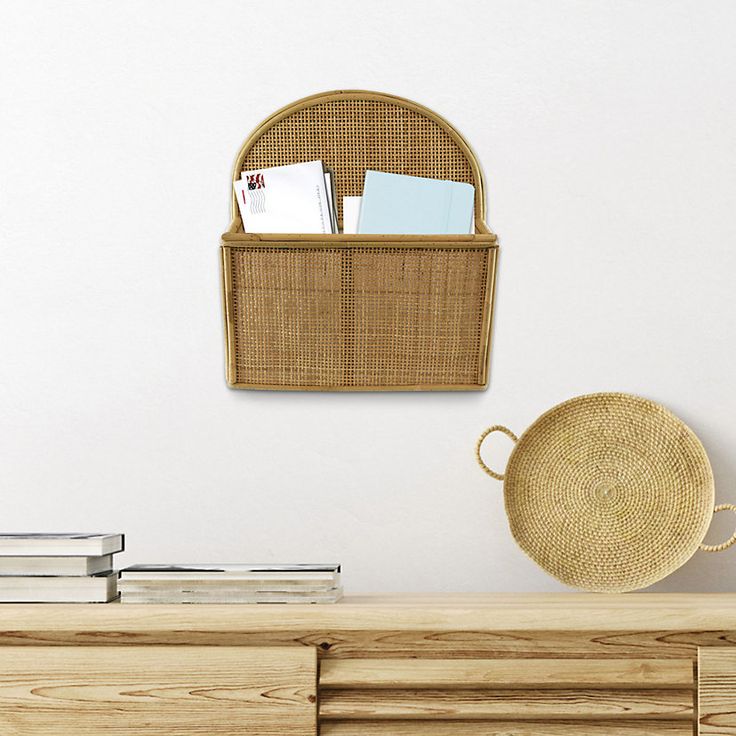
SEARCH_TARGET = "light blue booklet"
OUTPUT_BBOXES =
[357,171,475,234]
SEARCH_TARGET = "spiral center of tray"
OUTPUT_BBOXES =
[593,479,619,502]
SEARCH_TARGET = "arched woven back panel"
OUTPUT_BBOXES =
[221,90,498,391]
[232,90,486,226]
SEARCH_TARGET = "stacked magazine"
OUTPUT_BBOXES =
[118,563,342,604]
[0,533,123,603]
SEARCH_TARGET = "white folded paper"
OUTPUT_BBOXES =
[342,196,362,234]
[234,160,333,233]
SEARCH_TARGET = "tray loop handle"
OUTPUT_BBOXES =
[476,425,519,481]
[700,504,736,552]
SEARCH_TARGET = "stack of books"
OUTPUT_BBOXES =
[0,533,123,603]
[118,563,342,604]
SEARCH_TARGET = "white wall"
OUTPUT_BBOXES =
[1,0,735,592]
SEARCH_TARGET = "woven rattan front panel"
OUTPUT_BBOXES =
[227,245,491,389]
[240,98,478,223]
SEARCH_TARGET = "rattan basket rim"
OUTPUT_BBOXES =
[508,392,710,463]
[228,89,488,227]
[221,235,499,249]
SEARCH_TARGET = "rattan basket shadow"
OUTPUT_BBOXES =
[221,90,498,391]
[476,393,736,592]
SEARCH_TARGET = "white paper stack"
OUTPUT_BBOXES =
[234,161,337,234]
[119,563,342,604]
[0,533,123,603]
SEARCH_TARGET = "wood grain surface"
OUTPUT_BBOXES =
[0,594,734,631]
[0,645,316,735]
[321,721,693,736]
[320,658,694,689]
[0,596,730,734]
[699,647,736,735]
[319,689,694,720]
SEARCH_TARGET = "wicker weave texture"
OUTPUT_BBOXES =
[223,91,496,390]
[237,94,480,224]
[493,393,715,592]
[228,245,491,388]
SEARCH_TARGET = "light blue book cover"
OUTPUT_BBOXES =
[357,171,475,234]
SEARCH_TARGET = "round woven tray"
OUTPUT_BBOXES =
[476,393,735,592]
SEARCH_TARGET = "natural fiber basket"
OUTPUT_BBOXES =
[476,393,736,592]
[221,90,498,390]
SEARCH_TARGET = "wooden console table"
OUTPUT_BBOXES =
[0,593,735,735]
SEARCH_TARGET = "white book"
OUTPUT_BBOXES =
[234,160,333,234]
[119,577,339,588]
[0,572,118,603]
[119,563,340,581]
[0,534,124,557]
[118,581,340,594]
[0,554,113,576]
[120,588,343,604]
[357,171,475,234]
[120,586,339,600]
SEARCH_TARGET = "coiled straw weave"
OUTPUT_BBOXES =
[476,393,728,592]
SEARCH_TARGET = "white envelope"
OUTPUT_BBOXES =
[235,160,332,234]
[342,196,362,234]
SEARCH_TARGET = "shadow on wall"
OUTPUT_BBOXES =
[648,556,736,593]
[648,441,736,593]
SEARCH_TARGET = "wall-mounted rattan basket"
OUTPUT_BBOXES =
[220,90,499,391]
